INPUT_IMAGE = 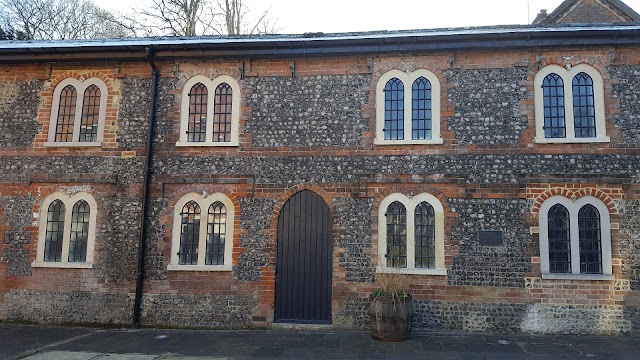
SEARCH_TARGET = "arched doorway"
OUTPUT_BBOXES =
[274,190,333,324]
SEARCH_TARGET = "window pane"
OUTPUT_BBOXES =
[411,77,432,140]
[384,78,404,140]
[179,201,201,265]
[79,85,100,142]
[187,83,208,142]
[213,83,232,142]
[572,73,597,138]
[578,204,602,274]
[55,85,77,142]
[414,202,435,269]
[542,74,566,138]
[548,204,571,273]
[68,200,90,262]
[44,200,65,262]
[206,201,226,265]
[386,201,407,268]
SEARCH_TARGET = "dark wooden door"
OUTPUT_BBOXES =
[274,190,332,324]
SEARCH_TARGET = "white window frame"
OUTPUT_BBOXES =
[168,192,235,271]
[534,64,609,144]
[375,69,443,145]
[176,75,240,147]
[45,77,108,147]
[538,195,613,280]
[32,191,97,269]
[377,192,447,275]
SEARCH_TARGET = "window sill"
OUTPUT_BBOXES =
[374,138,444,146]
[541,273,615,281]
[43,141,102,148]
[377,267,447,276]
[534,136,610,144]
[167,264,232,272]
[32,261,94,269]
[175,141,240,147]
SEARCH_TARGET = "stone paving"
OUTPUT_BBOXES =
[2,323,640,360]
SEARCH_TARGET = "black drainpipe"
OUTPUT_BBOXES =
[133,46,159,329]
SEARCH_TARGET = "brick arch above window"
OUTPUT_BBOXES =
[530,187,618,216]
[45,77,108,147]
[375,69,443,146]
[177,75,240,147]
[533,63,609,144]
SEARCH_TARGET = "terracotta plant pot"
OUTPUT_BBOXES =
[368,296,414,342]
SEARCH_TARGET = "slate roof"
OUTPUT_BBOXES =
[537,0,640,24]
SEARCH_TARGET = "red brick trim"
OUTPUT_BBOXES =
[530,187,618,215]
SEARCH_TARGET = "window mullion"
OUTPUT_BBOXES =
[61,200,72,263]
[565,80,576,139]
[197,203,208,266]
[72,91,83,142]
[406,202,416,269]
[570,211,580,274]
[404,85,412,141]
[205,92,214,143]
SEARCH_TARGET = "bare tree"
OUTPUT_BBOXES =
[0,0,134,40]
[130,0,279,36]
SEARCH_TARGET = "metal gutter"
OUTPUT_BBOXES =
[0,25,639,63]
[133,46,159,329]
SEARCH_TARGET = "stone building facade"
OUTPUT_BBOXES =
[1,0,640,335]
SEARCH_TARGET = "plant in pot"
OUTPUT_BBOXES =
[368,272,414,342]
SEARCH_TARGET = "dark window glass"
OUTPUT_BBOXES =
[572,72,597,138]
[578,204,602,274]
[414,201,435,269]
[542,73,566,138]
[79,85,100,142]
[55,85,77,142]
[411,77,432,140]
[187,83,208,142]
[386,201,407,268]
[44,200,65,262]
[206,201,227,265]
[179,201,201,265]
[383,78,404,140]
[548,204,571,273]
[213,83,232,142]
[68,200,90,262]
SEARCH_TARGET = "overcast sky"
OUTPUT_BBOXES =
[93,0,640,34]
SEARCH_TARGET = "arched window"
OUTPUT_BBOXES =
[79,85,101,142]
[572,72,596,138]
[206,201,227,265]
[68,200,90,263]
[179,201,201,265]
[34,192,97,269]
[377,193,446,275]
[578,204,602,274]
[411,77,432,141]
[187,83,208,142]
[375,69,443,145]
[542,73,565,139]
[534,64,607,143]
[213,83,233,143]
[538,195,612,279]
[169,193,235,271]
[47,78,108,146]
[548,204,570,273]
[178,75,241,147]
[384,78,405,141]
[44,200,66,262]
[385,201,407,267]
[414,201,436,269]
[55,85,78,142]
